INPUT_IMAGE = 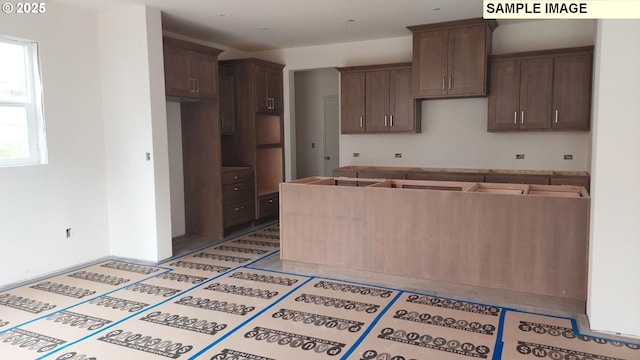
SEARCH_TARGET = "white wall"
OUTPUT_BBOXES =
[167,102,185,237]
[588,20,640,338]
[99,5,172,263]
[294,68,339,178]
[0,2,110,286]
[252,19,596,178]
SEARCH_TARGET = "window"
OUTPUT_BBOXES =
[0,36,46,167]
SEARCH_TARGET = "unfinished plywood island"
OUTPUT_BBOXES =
[280,177,590,302]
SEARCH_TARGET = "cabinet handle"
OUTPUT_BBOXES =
[384,115,388,127]
[442,77,446,90]
[390,115,394,127]
[233,175,243,180]
[359,116,363,128]
[513,111,517,125]
[194,79,200,93]
[234,206,244,211]
[555,109,559,124]
[269,199,274,203]
[220,117,224,128]
[189,79,194,92]
[233,186,243,191]
[521,110,525,125]
[448,77,452,90]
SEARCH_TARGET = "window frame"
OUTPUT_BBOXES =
[0,36,47,167]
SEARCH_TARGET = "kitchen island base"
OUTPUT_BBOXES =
[280,177,590,302]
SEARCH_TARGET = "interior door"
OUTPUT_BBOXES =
[323,96,339,176]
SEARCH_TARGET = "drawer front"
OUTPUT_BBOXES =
[550,176,590,191]
[259,194,279,218]
[223,181,255,206]
[407,172,485,182]
[224,200,255,228]
[485,174,550,185]
[222,169,254,185]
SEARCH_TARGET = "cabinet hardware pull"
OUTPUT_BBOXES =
[269,199,274,203]
[189,79,194,92]
[234,187,242,191]
[514,111,517,125]
[448,77,452,90]
[235,206,244,211]
[220,117,224,128]
[384,115,388,127]
[194,79,200,93]
[359,116,363,128]
[555,109,559,124]
[442,77,446,90]
[521,110,525,125]
[390,115,394,127]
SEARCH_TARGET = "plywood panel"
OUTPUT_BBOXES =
[280,178,589,301]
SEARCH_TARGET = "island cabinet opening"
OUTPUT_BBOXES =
[280,177,590,302]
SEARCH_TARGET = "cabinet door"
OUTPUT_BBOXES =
[552,53,592,130]
[389,68,417,132]
[488,59,521,130]
[267,67,283,112]
[163,45,192,98]
[219,67,235,135]
[254,65,269,112]
[340,72,366,133]
[365,70,390,132]
[189,51,217,99]
[448,25,488,97]
[412,29,448,97]
[519,58,553,130]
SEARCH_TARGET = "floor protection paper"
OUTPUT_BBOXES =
[1,223,639,360]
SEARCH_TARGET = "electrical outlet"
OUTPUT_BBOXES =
[66,228,72,238]
[353,153,360,158]
[564,154,573,160]
[395,153,402,158]
[516,154,525,160]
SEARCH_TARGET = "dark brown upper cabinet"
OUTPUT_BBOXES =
[219,65,236,135]
[408,18,498,99]
[163,37,222,100]
[338,63,421,134]
[488,46,593,131]
[255,64,283,113]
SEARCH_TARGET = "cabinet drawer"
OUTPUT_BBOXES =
[485,174,550,185]
[223,181,254,206]
[222,169,254,185]
[259,194,279,218]
[407,172,485,182]
[224,200,255,228]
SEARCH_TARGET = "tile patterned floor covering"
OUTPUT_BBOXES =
[0,223,638,359]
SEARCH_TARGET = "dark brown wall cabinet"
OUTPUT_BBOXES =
[488,46,593,131]
[163,37,225,240]
[163,37,222,100]
[338,63,421,134]
[219,65,236,135]
[220,58,285,220]
[408,18,498,99]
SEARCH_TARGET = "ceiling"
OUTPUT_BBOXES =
[54,0,487,52]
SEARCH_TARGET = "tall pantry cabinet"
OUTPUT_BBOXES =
[220,58,285,221]
[163,37,225,239]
